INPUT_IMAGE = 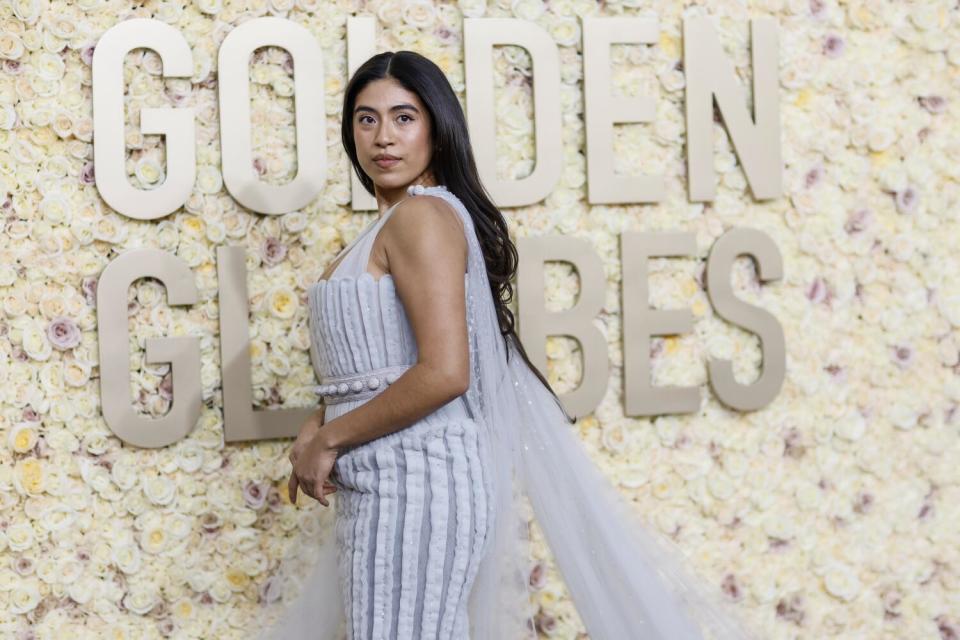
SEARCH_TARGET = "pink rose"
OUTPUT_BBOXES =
[261,237,287,266]
[47,316,81,350]
[243,480,268,510]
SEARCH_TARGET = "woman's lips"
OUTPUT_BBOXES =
[374,158,400,169]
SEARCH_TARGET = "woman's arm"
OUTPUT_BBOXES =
[314,195,469,452]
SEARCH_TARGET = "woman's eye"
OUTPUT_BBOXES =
[398,114,413,123]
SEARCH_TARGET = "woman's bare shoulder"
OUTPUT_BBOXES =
[383,193,466,250]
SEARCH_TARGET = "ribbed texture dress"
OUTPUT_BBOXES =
[306,185,494,640]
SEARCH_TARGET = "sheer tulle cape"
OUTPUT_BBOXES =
[258,185,759,640]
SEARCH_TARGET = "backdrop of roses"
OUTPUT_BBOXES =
[1,0,958,638]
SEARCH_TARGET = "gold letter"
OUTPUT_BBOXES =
[517,236,608,418]
[92,19,195,220]
[465,18,562,207]
[705,228,785,410]
[583,17,663,203]
[217,246,316,442]
[97,250,202,447]
[621,232,698,416]
[219,17,327,214]
[684,17,781,201]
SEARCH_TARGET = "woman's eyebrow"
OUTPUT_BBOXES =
[354,103,421,115]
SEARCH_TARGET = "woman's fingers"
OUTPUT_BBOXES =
[315,481,328,507]
[288,474,299,503]
[288,473,335,507]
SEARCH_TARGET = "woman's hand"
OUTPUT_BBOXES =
[289,408,323,469]
[292,434,340,507]
[288,408,338,504]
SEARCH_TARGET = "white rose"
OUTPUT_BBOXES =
[207,577,235,603]
[9,580,41,614]
[34,51,65,81]
[649,470,683,501]
[599,422,626,453]
[659,68,685,93]
[376,0,402,24]
[0,104,17,130]
[168,514,193,539]
[39,191,70,224]
[196,0,223,15]
[176,441,205,473]
[549,17,580,47]
[67,577,95,604]
[39,503,74,532]
[197,165,223,194]
[177,241,210,267]
[112,541,142,574]
[0,264,16,287]
[21,323,52,361]
[6,522,35,552]
[889,402,918,430]
[822,562,862,601]
[706,468,736,501]
[794,481,820,510]
[205,219,227,243]
[82,430,112,457]
[835,410,866,441]
[402,0,435,29]
[0,33,24,60]
[110,454,140,491]
[615,462,649,489]
[59,559,83,585]
[122,585,157,615]
[282,211,308,234]
[134,156,164,187]
[63,359,91,387]
[156,220,180,250]
[45,429,79,453]
[458,0,486,18]
[73,395,97,418]
[141,473,176,506]
[762,511,795,541]
[512,0,544,21]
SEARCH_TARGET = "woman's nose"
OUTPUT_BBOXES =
[374,123,395,145]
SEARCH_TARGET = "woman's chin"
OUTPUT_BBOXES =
[373,176,414,191]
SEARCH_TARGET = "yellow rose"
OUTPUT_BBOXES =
[140,525,167,555]
[14,458,45,494]
[266,286,298,320]
[225,567,251,592]
[9,422,37,453]
[171,597,195,621]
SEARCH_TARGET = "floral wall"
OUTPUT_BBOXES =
[1,0,958,638]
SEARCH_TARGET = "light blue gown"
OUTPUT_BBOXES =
[306,186,494,640]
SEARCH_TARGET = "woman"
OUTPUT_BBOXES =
[262,51,757,640]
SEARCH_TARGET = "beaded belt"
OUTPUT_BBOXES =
[314,364,413,405]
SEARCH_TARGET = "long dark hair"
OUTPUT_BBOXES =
[341,50,575,424]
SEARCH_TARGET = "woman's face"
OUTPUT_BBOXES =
[352,77,434,192]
